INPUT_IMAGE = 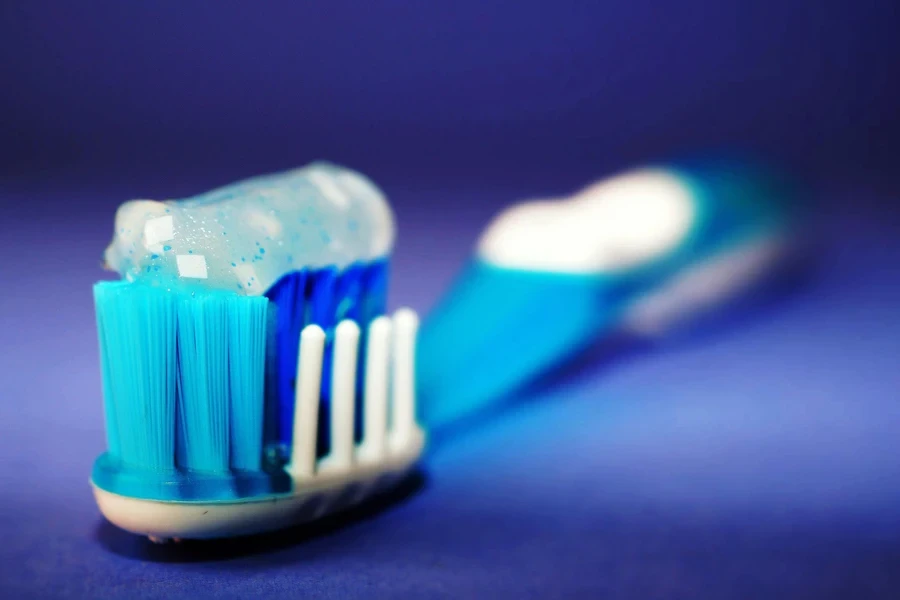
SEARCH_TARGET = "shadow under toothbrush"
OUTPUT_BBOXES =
[93,469,428,563]
[428,246,818,450]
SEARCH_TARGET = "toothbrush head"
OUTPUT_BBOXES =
[91,164,425,541]
[93,306,424,541]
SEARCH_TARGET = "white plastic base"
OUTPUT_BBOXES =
[94,430,425,540]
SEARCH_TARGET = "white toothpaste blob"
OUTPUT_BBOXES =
[477,169,697,273]
[104,162,395,294]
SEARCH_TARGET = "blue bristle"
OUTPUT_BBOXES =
[263,260,389,461]
[309,267,340,457]
[94,282,177,471]
[264,270,310,450]
[308,267,339,325]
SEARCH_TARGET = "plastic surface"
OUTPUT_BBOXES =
[418,162,797,429]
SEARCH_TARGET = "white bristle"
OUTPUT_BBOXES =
[289,310,421,482]
[390,308,419,451]
[328,319,360,470]
[360,316,392,462]
[289,324,326,479]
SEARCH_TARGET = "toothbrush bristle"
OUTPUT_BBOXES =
[94,282,268,475]
[263,260,389,460]
[361,316,391,460]
[93,306,425,539]
[390,309,419,449]
[176,294,230,472]
[228,295,268,471]
[288,324,326,479]
[94,282,178,472]
[92,259,400,504]
[328,319,361,469]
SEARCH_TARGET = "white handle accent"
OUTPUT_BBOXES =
[288,310,423,483]
[477,169,696,273]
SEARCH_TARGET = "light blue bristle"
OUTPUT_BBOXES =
[227,295,267,471]
[94,297,121,458]
[94,282,177,471]
[176,294,231,472]
[93,281,269,477]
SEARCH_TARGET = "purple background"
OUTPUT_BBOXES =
[2,2,900,598]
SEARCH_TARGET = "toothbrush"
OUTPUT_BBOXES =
[91,163,424,541]
[417,160,800,430]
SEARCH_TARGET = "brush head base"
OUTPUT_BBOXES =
[93,429,424,540]
[91,453,293,502]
